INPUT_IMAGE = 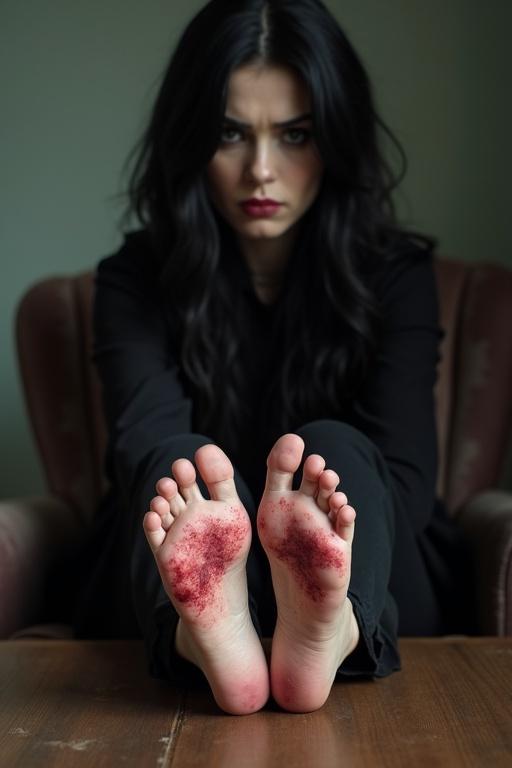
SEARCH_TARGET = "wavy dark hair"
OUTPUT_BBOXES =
[124,0,434,452]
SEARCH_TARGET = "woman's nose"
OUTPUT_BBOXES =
[245,139,276,185]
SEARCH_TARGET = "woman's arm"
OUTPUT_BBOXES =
[349,251,442,535]
[93,230,193,501]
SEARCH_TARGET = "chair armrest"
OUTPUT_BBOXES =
[0,496,82,638]
[457,490,512,635]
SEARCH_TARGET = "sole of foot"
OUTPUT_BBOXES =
[257,433,359,713]
[143,443,269,715]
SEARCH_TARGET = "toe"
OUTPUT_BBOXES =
[316,469,340,512]
[194,443,239,503]
[143,510,166,552]
[333,502,356,545]
[156,477,186,517]
[299,454,325,496]
[328,491,348,522]
[265,434,305,493]
[150,495,174,530]
[172,459,204,503]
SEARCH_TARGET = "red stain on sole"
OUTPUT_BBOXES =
[164,508,248,614]
[260,498,347,603]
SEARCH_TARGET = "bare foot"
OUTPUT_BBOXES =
[257,434,359,713]
[143,444,269,715]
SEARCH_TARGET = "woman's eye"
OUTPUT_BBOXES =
[220,127,243,144]
[283,128,310,146]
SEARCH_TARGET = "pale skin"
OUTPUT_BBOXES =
[142,63,360,714]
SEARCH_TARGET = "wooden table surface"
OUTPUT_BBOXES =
[1,638,511,767]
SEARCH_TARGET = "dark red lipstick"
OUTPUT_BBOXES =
[240,198,282,218]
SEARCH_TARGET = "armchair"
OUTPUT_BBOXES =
[1,259,511,637]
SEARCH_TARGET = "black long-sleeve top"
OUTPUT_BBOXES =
[93,229,442,538]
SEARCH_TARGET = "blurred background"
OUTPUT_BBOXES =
[1,0,511,497]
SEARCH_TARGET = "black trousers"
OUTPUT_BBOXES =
[76,420,467,683]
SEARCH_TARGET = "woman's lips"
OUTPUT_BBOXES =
[240,199,282,218]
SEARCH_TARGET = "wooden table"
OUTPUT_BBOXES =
[1,638,511,767]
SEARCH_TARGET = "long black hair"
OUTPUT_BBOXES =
[125,0,435,452]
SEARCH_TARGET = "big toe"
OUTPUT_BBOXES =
[265,433,305,493]
[194,443,239,503]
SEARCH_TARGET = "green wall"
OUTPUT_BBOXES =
[1,1,511,497]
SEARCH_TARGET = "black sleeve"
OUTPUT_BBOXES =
[93,231,193,499]
[91,231,199,669]
[349,251,442,535]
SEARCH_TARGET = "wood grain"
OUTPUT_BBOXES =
[173,639,512,768]
[0,640,182,767]
[1,638,511,767]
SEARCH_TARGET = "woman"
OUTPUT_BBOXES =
[75,0,472,714]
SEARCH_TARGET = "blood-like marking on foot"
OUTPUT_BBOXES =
[262,499,347,603]
[164,508,248,614]
[278,498,293,513]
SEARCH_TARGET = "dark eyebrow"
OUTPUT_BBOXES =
[223,113,312,129]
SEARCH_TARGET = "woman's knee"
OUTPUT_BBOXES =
[296,419,382,470]
[294,420,392,511]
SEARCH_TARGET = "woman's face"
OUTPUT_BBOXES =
[206,64,324,250]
